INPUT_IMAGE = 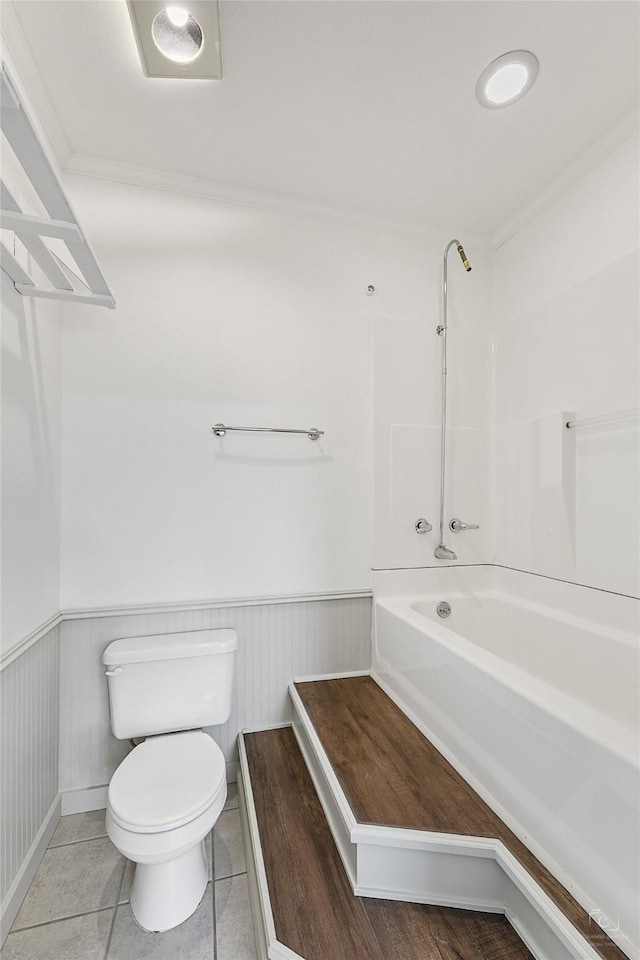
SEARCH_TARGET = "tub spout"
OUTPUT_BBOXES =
[434,543,457,560]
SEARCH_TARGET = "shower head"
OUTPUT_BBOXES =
[456,243,472,272]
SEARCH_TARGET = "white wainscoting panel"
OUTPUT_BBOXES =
[1,625,60,932]
[59,597,372,798]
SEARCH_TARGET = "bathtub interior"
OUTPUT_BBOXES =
[373,564,639,730]
[408,593,639,729]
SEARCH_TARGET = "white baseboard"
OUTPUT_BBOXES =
[61,784,108,815]
[1,794,61,945]
[291,669,371,684]
[226,760,239,784]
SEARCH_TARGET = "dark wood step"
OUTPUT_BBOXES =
[244,726,533,960]
[295,675,627,960]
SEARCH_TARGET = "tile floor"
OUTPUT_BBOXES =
[2,784,258,960]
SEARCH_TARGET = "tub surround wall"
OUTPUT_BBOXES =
[371,247,494,571]
[58,596,372,812]
[372,128,639,602]
[491,131,639,598]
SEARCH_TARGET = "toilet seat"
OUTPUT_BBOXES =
[108,730,226,833]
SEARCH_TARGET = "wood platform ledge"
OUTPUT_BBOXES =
[237,674,630,960]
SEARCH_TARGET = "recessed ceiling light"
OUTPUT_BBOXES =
[127,0,222,79]
[476,51,539,109]
[152,8,203,64]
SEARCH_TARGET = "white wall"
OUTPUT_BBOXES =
[491,132,640,597]
[0,41,65,658]
[1,277,63,655]
[57,174,441,610]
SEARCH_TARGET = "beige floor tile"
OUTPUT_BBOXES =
[106,884,213,959]
[222,782,238,811]
[213,809,246,879]
[215,874,257,960]
[1,909,113,960]
[118,860,134,904]
[205,831,213,881]
[49,810,107,848]
[13,838,125,930]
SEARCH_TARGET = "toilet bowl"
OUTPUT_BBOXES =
[106,730,227,931]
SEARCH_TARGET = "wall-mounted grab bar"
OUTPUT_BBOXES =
[565,409,639,430]
[212,423,324,441]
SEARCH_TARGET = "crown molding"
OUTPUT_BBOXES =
[490,111,639,251]
[65,152,489,248]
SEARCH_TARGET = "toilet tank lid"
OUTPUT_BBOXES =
[103,629,237,665]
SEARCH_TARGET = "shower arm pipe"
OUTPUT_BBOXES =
[436,239,471,557]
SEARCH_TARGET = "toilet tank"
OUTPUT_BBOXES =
[103,629,237,739]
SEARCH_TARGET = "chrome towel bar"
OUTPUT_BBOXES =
[212,424,324,441]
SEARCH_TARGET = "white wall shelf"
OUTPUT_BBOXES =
[0,63,115,309]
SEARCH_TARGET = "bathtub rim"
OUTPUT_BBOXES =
[374,594,639,769]
[409,589,639,652]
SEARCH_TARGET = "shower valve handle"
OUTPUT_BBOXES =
[449,518,479,532]
[415,518,433,534]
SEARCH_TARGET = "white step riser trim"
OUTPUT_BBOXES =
[291,712,357,889]
[289,678,627,960]
[238,735,306,960]
[237,738,279,959]
[356,843,506,912]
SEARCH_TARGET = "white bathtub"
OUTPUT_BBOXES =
[372,565,640,959]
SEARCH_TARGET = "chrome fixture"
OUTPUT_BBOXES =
[434,544,457,561]
[212,423,324,441]
[449,518,479,532]
[436,601,451,618]
[415,518,433,534]
[434,239,473,561]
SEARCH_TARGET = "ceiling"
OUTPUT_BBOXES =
[7,0,640,239]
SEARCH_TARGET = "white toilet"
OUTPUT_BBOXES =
[103,628,237,932]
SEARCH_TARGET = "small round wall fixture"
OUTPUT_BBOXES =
[476,51,539,109]
[151,7,204,63]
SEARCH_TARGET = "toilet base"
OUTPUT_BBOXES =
[130,839,208,932]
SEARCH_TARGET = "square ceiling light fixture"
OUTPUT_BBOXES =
[127,1,222,79]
